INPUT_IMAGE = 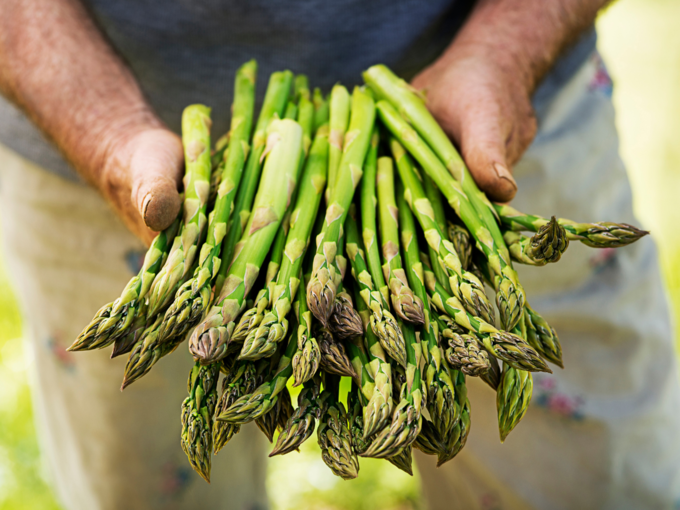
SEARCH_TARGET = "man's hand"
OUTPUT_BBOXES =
[100,128,183,245]
[412,0,608,202]
[0,0,182,245]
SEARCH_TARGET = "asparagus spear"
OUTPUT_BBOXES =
[270,377,323,456]
[481,350,502,391]
[313,88,330,134]
[307,87,375,325]
[283,101,298,120]
[291,279,321,386]
[377,156,424,325]
[391,139,494,325]
[327,84,351,202]
[447,223,473,271]
[345,208,406,367]
[524,305,563,368]
[360,318,423,458]
[215,70,293,294]
[256,386,293,442]
[158,60,257,344]
[423,265,551,373]
[217,320,298,424]
[213,359,259,454]
[317,377,359,480]
[69,213,181,351]
[328,290,364,340]
[437,369,470,466]
[441,324,491,377]
[414,418,445,457]
[420,171,454,293]
[376,100,525,331]
[348,386,371,455]
[386,447,414,476]
[398,183,458,439]
[180,361,220,483]
[497,363,533,442]
[503,216,569,266]
[146,105,214,319]
[238,124,328,359]
[494,203,649,248]
[316,325,356,378]
[188,118,303,364]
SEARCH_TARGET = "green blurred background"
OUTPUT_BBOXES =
[0,0,678,508]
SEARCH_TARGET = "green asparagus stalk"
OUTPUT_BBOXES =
[146,104,214,318]
[346,334,375,400]
[497,363,533,442]
[217,322,297,424]
[524,305,563,368]
[391,139,494,325]
[447,222,473,271]
[270,377,323,456]
[307,87,375,325]
[440,322,491,377]
[377,156,425,324]
[345,208,406,367]
[283,101,298,120]
[188,118,303,364]
[158,60,257,344]
[256,386,293,442]
[313,88,330,134]
[317,377,360,480]
[481,354,502,391]
[414,418,444,457]
[360,128,390,305]
[348,386,371,455]
[292,276,321,386]
[238,124,328,359]
[503,216,569,266]
[69,213,181,351]
[327,84,351,202]
[376,99,525,331]
[437,369,470,466]
[494,203,649,248]
[397,183,457,439]
[110,300,149,358]
[360,318,423,458]
[181,361,220,483]
[213,359,259,454]
[215,70,293,294]
[421,171,453,293]
[423,266,550,374]
[351,285,393,438]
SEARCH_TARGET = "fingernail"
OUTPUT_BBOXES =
[493,162,517,190]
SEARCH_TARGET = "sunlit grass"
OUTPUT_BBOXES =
[0,1,677,508]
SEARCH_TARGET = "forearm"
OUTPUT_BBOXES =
[442,0,609,92]
[0,0,160,186]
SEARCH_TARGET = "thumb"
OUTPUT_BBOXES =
[459,118,518,203]
[129,129,184,231]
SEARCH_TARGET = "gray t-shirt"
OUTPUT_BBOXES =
[0,0,595,181]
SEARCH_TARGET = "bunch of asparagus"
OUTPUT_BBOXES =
[68,61,648,482]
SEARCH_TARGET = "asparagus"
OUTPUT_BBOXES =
[316,325,356,378]
[494,203,649,248]
[524,305,563,368]
[376,100,525,331]
[481,354,502,391]
[180,361,220,483]
[352,284,393,438]
[238,124,329,360]
[327,84,351,202]
[217,322,298,424]
[421,172,453,293]
[110,300,149,358]
[503,216,569,266]
[283,101,298,121]
[391,139,494,325]
[188,118,303,364]
[215,70,293,294]
[213,359,259,454]
[328,290,364,340]
[270,378,323,456]
[414,418,444,456]
[497,363,533,442]
[291,280,321,386]
[437,370,471,466]
[441,324,491,377]
[317,378,359,480]
[377,156,424,324]
[348,386,371,455]
[387,446,414,476]
[345,208,406,367]
[313,88,330,134]
[423,265,551,373]
[256,386,293,442]
[307,87,375,325]
[158,61,257,345]
[447,222,472,271]
[146,105,214,319]
[361,319,423,458]
[397,184,458,439]
[69,213,181,351]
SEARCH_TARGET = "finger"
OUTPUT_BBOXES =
[458,116,518,203]
[129,129,184,231]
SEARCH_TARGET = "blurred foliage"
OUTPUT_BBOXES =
[0,0,678,508]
